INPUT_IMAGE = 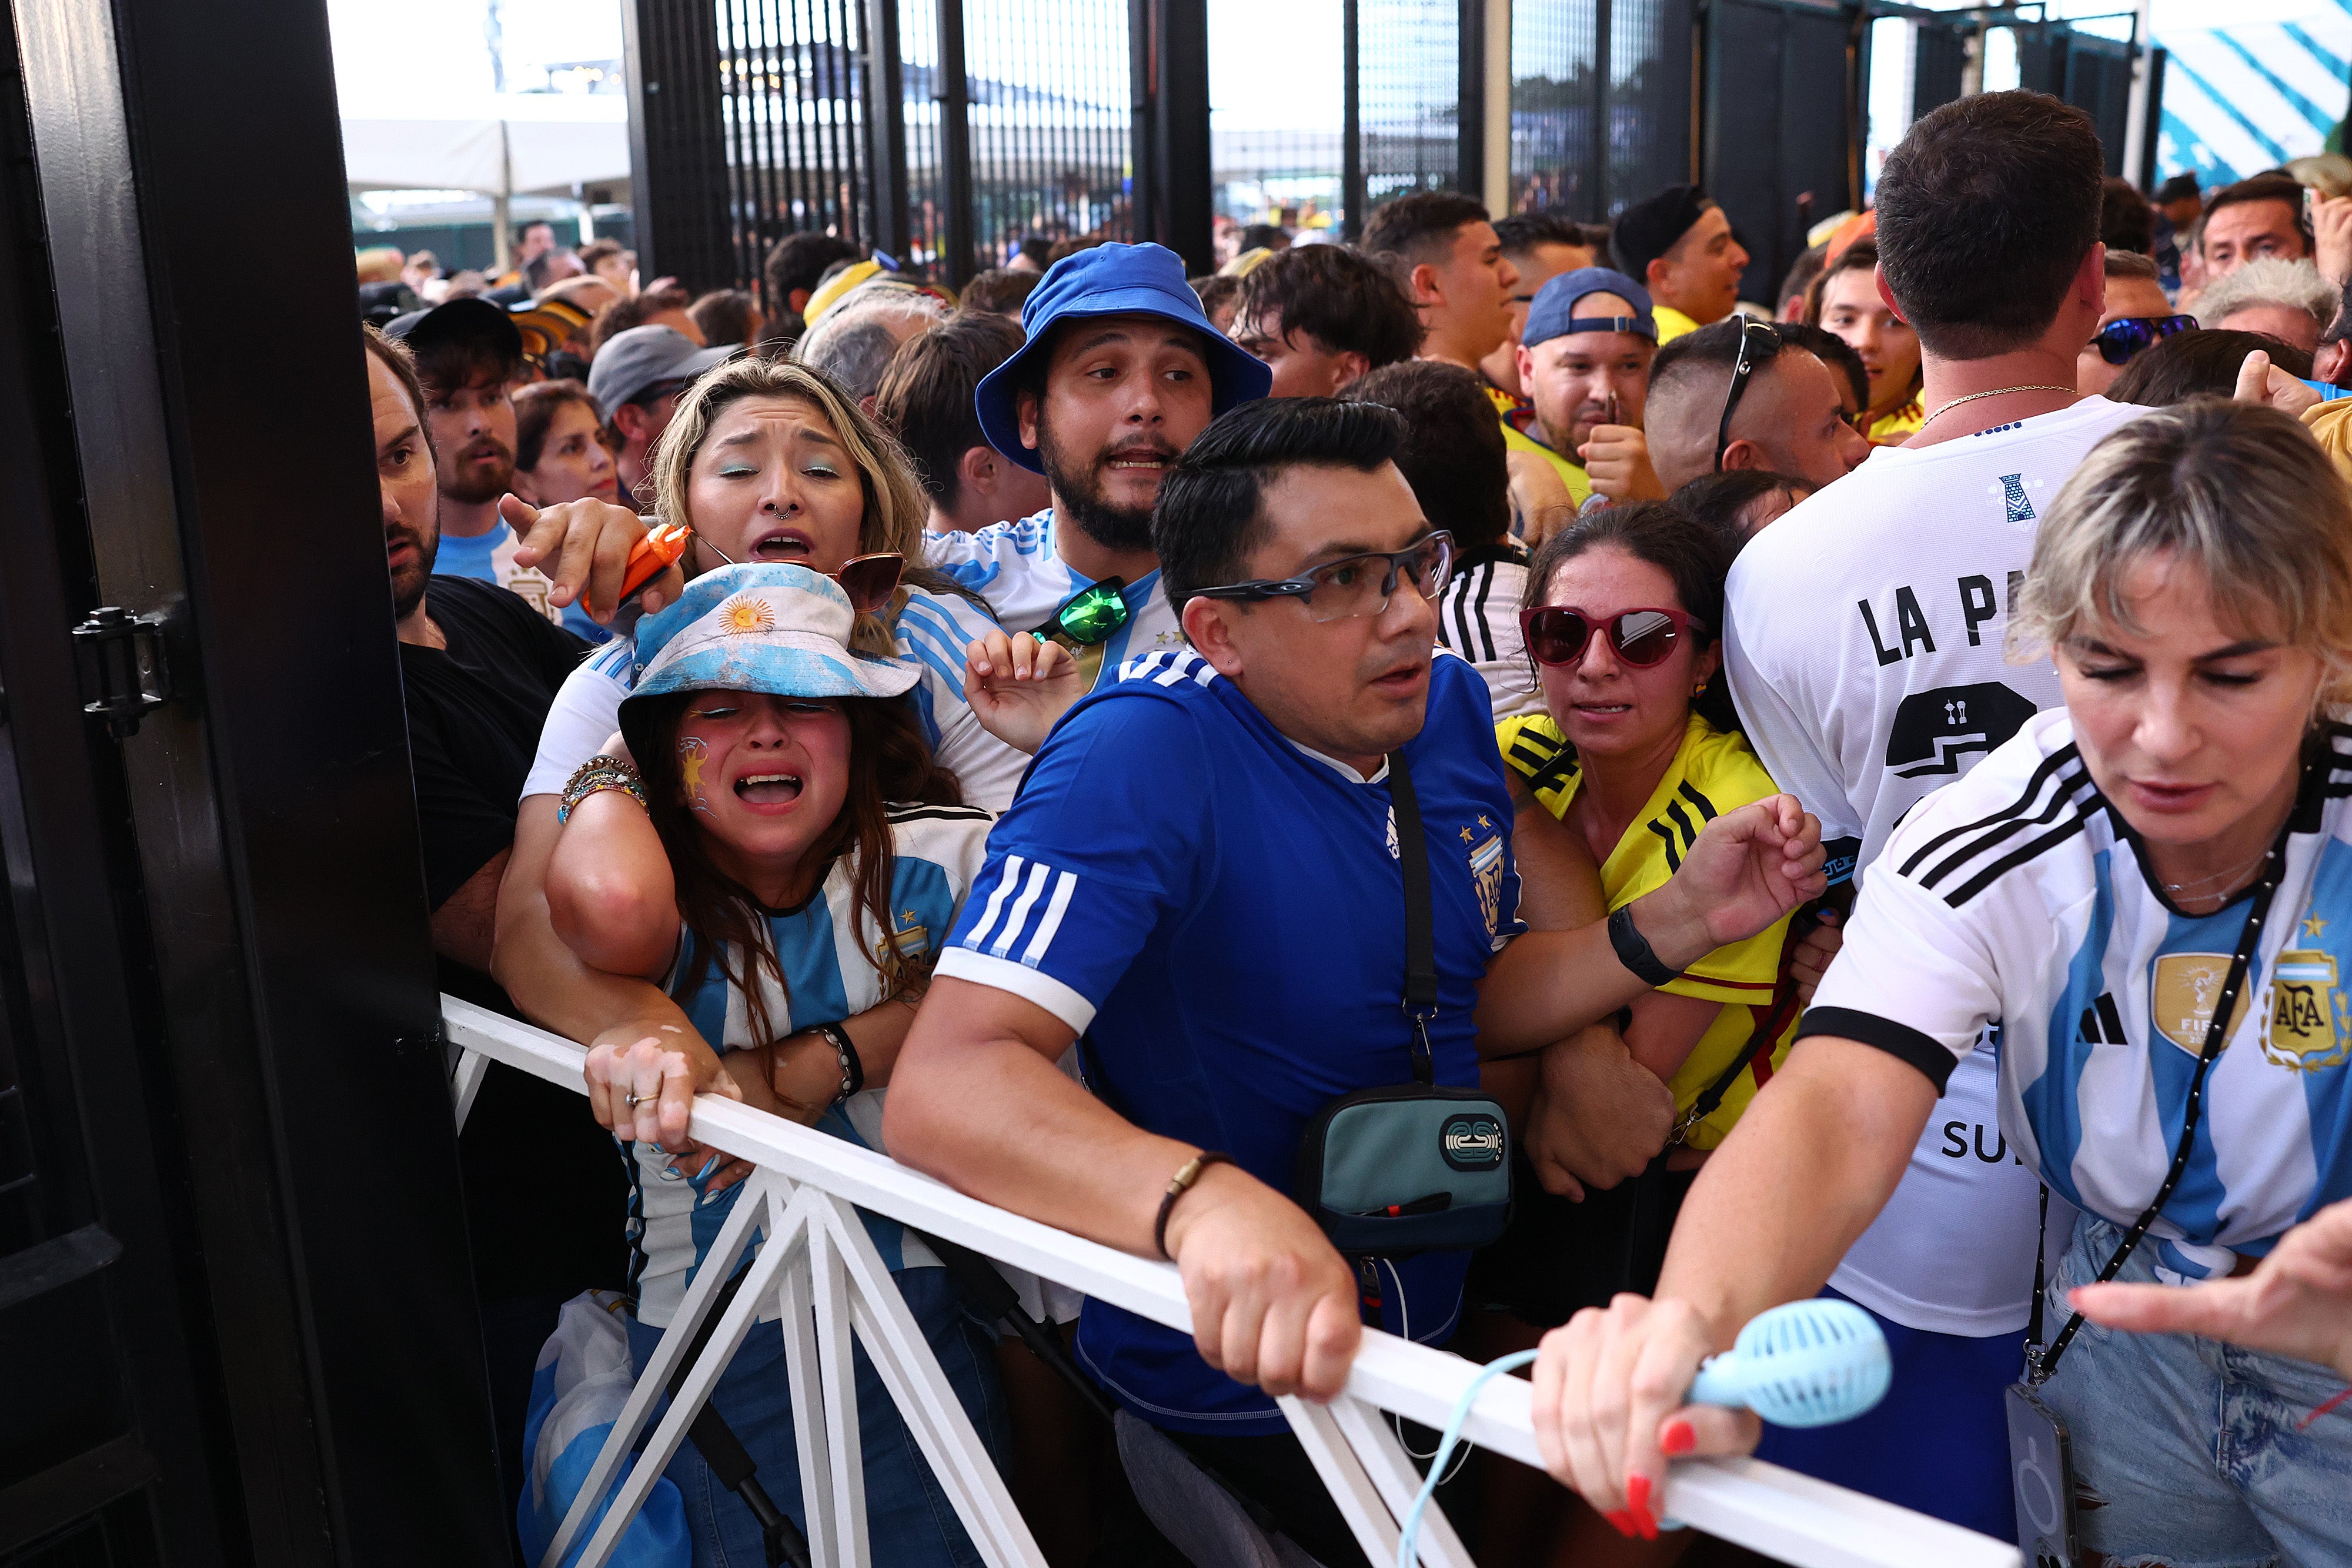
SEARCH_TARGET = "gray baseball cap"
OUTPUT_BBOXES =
[587,325,739,413]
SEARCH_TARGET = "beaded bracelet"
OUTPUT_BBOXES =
[557,753,647,824]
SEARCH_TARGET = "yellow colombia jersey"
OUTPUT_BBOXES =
[1495,710,1800,1150]
[1867,397,1924,445]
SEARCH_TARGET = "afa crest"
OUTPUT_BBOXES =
[874,907,933,976]
[1467,831,1505,940]
[2263,950,2352,1073]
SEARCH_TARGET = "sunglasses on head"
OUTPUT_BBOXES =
[1519,605,1705,668]
[2091,314,2197,366]
[1714,319,1780,473]
[690,534,905,615]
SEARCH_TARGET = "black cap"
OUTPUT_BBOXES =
[383,295,525,361]
[1610,185,1710,285]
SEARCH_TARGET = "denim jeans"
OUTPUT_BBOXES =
[2038,1212,2352,1567]
[624,1266,1011,1568]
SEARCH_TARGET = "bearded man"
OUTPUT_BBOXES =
[933,243,1272,687]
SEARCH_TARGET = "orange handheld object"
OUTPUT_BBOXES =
[590,521,693,616]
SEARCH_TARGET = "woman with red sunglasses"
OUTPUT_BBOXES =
[1469,505,1812,1554]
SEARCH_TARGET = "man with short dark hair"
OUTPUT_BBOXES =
[760,230,864,353]
[1642,317,1867,492]
[873,310,1051,531]
[686,287,763,349]
[1720,89,2151,1540]
[584,323,736,510]
[1609,185,1750,342]
[934,242,1272,690]
[389,299,587,632]
[1482,210,1603,402]
[1362,191,1520,372]
[960,267,1041,318]
[1228,243,1422,397]
[2200,172,2313,279]
[887,394,1822,1565]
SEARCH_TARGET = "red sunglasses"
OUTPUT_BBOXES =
[1519,605,1705,668]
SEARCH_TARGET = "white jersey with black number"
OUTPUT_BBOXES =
[1808,711,2352,1285]
[1434,546,1541,722]
[1723,395,2148,1335]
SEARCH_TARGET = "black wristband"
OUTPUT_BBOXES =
[1608,904,1682,987]
[1154,1151,1235,1261]
[815,1021,863,1099]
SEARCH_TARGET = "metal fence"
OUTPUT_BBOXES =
[448,998,2025,1568]
[628,0,2158,302]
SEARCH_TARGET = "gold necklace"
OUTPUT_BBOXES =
[1919,384,2077,429]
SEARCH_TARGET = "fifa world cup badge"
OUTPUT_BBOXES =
[2151,953,2253,1055]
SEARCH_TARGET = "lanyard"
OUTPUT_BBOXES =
[1385,749,1439,1086]
[2026,826,2293,1384]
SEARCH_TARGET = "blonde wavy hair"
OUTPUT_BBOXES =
[647,355,943,651]
[2008,398,2352,712]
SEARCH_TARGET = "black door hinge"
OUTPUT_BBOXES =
[71,606,173,738]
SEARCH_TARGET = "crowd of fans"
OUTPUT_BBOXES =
[360,89,2352,1568]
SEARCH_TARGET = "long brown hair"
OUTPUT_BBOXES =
[621,690,964,1056]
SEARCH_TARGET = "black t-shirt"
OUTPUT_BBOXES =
[401,577,627,1303]
[401,573,588,910]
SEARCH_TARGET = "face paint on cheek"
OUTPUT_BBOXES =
[678,735,714,815]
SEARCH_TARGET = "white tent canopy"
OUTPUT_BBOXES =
[340,92,629,198]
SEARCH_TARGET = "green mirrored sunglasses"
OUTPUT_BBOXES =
[1050,579,1131,646]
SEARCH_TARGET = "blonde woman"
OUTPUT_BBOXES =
[1531,399,2352,1566]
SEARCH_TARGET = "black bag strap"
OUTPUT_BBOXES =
[2027,825,2292,1383]
[1387,749,1438,1086]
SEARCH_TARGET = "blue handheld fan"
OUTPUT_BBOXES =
[1395,1299,1891,1566]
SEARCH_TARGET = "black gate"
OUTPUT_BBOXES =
[1703,0,1859,304]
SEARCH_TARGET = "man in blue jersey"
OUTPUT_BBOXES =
[887,397,1825,1562]
[931,242,1272,691]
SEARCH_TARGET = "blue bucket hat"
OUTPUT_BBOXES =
[620,564,918,720]
[974,242,1273,473]
[1524,267,1658,350]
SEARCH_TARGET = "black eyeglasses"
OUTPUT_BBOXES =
[2090,314,2198,366]
[1714,319,1780,473]
[1192,533,1455,624]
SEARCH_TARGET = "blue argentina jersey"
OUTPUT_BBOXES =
[934,648,1525,1433]
[628,805,995,1328]
[516,584,1028,810]
[1807,710,2352,1282]
[928,509,1188,693]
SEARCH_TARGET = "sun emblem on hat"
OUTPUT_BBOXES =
[717,593,775,636]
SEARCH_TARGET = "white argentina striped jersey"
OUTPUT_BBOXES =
[1806,709,2352,1282]
[517,584,1030,810]
[927,509,1188,694]
[628,804,994,1328]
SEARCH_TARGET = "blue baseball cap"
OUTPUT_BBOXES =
[1524,268,1658,350]
[974,242,1272,473]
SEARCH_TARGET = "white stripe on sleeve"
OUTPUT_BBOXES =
[961,853,1024,952]
[1021,870,1078,965]
[988,860,1054,958]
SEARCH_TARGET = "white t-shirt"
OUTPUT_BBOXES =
[1812,709,2352,1286]
[1725,396,2146,1335]
[928,509,1188,693]
[1434,547,1541,722]
[519,584,1031,811]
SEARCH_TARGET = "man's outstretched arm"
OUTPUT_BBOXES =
[886,978,1364,1401]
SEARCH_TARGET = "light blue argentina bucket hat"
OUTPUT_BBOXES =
[620,563,918,724]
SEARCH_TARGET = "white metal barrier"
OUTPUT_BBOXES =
[444,997,2022,1568]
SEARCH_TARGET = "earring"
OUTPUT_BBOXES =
[1694,680,1708,696]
